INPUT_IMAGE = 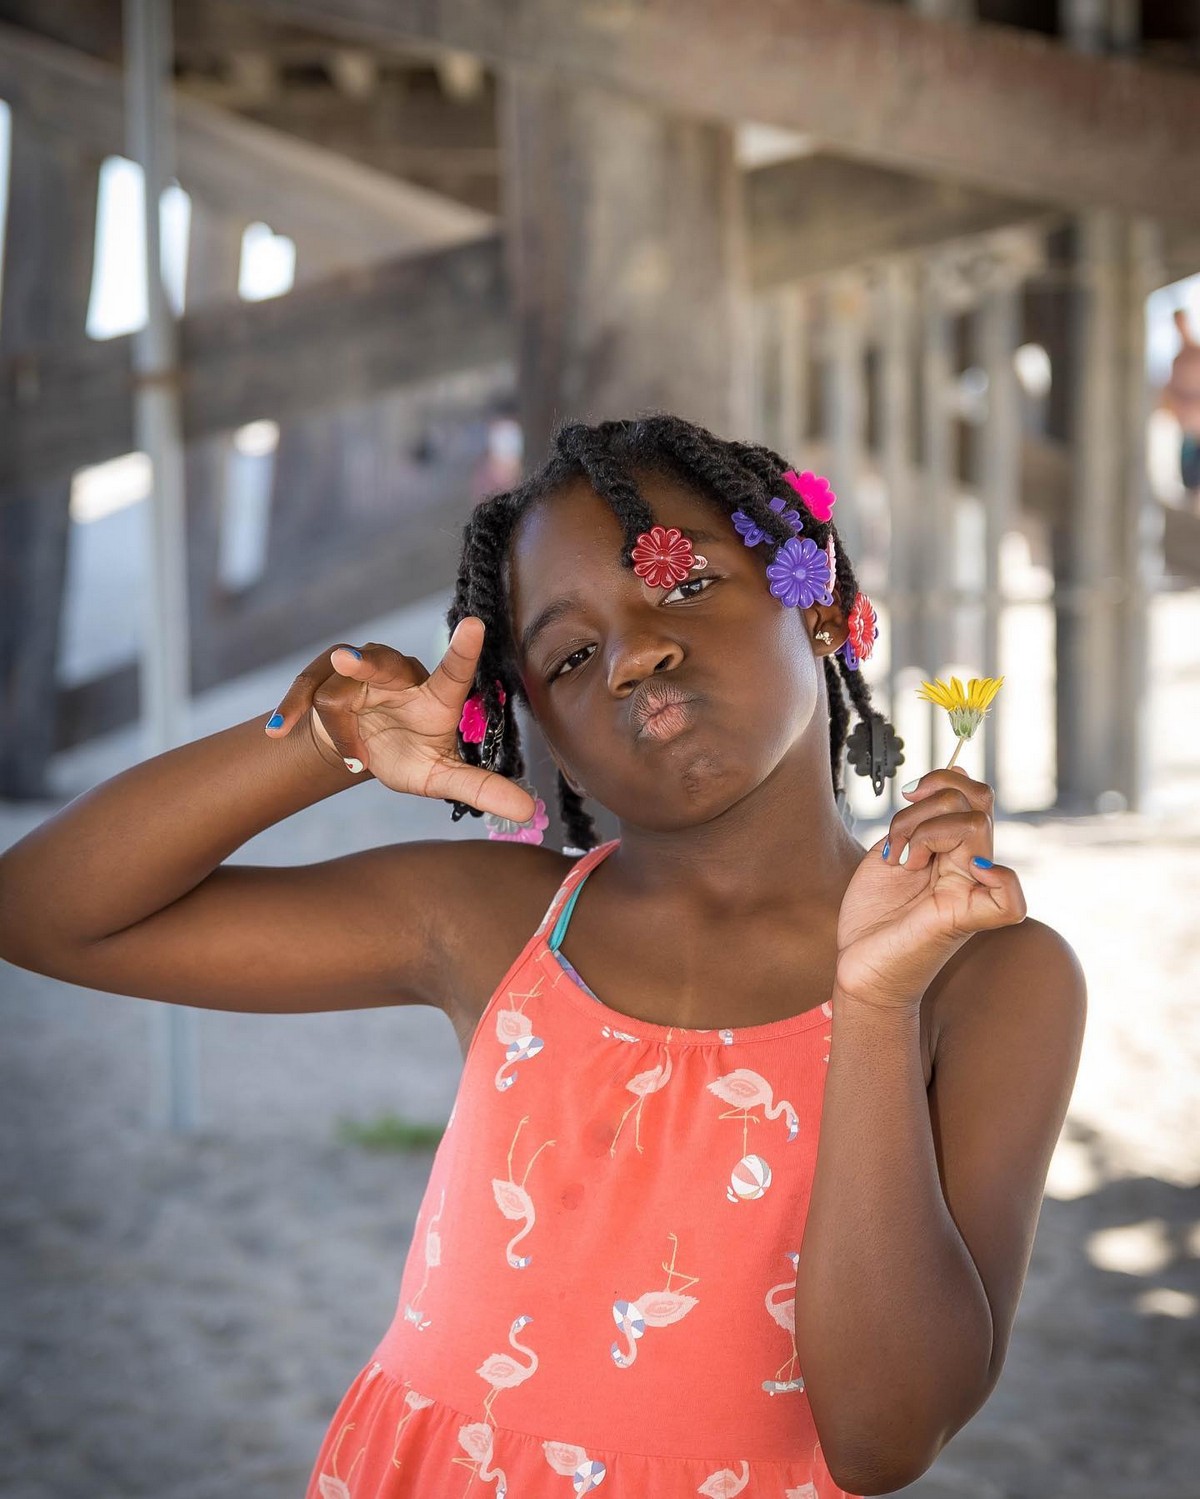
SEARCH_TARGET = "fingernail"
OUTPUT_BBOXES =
[344,757,364,774]
[899,844,911,865]
[881,839,890,859]
[901,778,919,794]
[266,712,284,729]
[972,856,993,869]
[340,647,363,660]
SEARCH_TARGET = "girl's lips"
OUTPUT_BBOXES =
[635,699,698,743]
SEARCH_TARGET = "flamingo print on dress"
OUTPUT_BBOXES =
[390,1383,434,1469]
[477,1313,538,1425]
[403,1186,444,1330]
[492,1114,556,1267]
[317,1419,365,1499]
[820,998,833,1064]
[452,1421,509,1498]
[609,1032,675,1156]
[542,1440,608,1492]
[697,1459,750,1496]
[707,1067,799,1202]
[761,1251,806,1395]
[611,1231,699,1368]
[494,979,547,1091]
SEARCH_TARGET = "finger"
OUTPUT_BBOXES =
[1176,308,1196,346]
[265,644,367,737]
[882,787,985,863]
[960,861,1028,930]
[427,760,539,823]
[328,641,430,693]
[900,767,995,816]
[423,616,488,718]
[884,810,993,871]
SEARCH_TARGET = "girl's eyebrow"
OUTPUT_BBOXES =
[518,526,726,661]
[520,595,584,660]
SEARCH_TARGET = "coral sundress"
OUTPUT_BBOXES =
[305,839,860,1499]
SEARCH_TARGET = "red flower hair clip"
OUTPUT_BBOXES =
[631,525,705,589]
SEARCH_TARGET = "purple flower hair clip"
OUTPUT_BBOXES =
[730,495,804,549]
[765,536,835,611]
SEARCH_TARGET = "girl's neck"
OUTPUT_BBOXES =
[602,789,864,923]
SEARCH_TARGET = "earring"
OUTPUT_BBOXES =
[814,629,833,645]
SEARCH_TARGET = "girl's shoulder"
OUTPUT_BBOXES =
[432,839,579,1043]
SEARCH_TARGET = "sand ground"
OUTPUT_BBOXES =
[2,586,1198,1498]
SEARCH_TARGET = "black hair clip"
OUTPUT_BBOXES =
[845,712,905,796]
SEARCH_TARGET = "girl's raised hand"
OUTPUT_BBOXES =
[265,616,538,824]
[835,767,1027,1016]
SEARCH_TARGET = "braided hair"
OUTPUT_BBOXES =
[447,413,885,852]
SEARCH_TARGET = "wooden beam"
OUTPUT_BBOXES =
[0,120,100,798]
[233,0,1200,225]
[0,237,511,488]
[0,21,493,266]
[747,154,1063,290]
[500,74,747,463]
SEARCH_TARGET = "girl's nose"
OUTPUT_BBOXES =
[605,634,685,695]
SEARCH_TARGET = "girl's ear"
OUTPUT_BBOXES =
[805,602,848,656]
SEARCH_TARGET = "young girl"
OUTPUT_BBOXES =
[0,414,1085,1498]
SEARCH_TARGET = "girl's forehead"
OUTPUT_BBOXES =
[510,470,722,565]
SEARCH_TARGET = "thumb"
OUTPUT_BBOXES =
[1175,308,1196,347]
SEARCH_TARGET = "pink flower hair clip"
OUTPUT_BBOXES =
[631,525,706,589]
[781,470,837,525]
[485,781,550,845]
[459,681,507,743]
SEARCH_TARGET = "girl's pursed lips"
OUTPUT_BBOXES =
[629,679,699,735]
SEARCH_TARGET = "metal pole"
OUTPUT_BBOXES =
[124,0,197,1131]
[973,269,1022,803]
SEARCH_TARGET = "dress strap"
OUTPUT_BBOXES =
[534,839,619,947]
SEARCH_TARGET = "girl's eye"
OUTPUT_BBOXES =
[550,645,594,681]
[661,575,718,605]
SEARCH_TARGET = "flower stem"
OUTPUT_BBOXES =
[944,736,967,771]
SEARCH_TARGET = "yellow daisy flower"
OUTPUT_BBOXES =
[916,675,1005,768]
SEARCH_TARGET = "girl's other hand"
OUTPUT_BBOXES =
[264,617,538,824]
[835,767,1027,1015]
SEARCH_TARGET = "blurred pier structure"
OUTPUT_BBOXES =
[0,0,1199,837]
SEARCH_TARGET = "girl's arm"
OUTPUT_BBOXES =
[0,713,467,1013]
[0,625,537,1016]
[794,920,1086,1495]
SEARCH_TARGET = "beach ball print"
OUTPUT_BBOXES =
[543,1442,608,1492]
[728,1153,772,1202]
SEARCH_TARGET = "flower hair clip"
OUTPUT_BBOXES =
[459,681,507,744]
[766,536,834,610]
[631,525,706,588]
[781,469,837,524]
[486,780,551,844]
[837,592,878,671]
[731,495,804,548]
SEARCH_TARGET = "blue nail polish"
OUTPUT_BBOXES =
[266,712,284,729]
[342,647,363,659]
[881,839,890,859]
[972,856,993,869]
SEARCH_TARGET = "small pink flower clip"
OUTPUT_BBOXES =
[459,681,507,744]
[781,470,837,525]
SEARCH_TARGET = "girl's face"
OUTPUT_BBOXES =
[507,469,847,832]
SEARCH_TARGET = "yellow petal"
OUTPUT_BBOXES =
[948,677,967,708]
